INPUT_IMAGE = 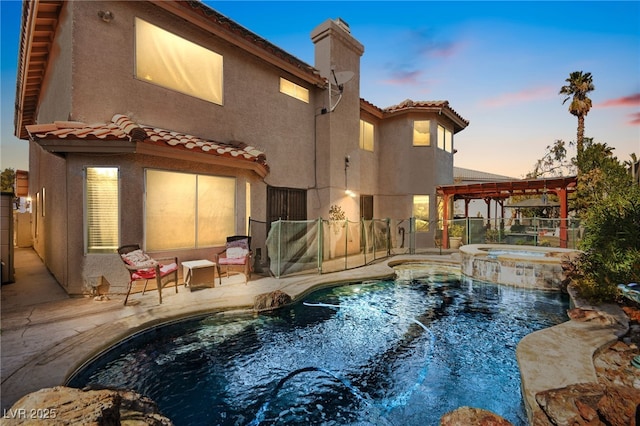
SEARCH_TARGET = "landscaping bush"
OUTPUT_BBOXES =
[572,170,640,302]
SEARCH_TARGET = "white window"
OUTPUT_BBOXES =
[445,128,453,153]
[413,120,431,146]
[437,125,445,150]
[145,170,236,250]
[135,18,223,105]
[413,195,430,232]
[438,125,453,152]
[359,120,374,151]
[85,167,119,253]
[280,77,309,103]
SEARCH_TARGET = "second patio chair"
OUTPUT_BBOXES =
[118,245,179,305]
[215,236,252,284]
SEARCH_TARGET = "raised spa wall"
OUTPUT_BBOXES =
[460,244,581,291]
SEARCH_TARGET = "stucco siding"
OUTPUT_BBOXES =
[68,1,317,191]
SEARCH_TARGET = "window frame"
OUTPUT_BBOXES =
[135,17,224,105]
[438,124,454,152]
[84,166,120,254]
[413,120,431,146]
[359,119,374,152]
[412,194,430,233]
[144,169,237,251]
[279,77,309,103]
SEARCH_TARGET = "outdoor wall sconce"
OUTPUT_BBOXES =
[98,10,114,23]
[344,156,356,197]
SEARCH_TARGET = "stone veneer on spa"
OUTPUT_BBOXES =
[460,244,581,290]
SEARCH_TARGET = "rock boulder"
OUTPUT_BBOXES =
[253,290,292,312]
[6,386,173,425]
[440,406,513,425]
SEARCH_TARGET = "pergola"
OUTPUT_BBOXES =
[436,176,578,248]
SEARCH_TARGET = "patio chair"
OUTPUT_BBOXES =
[215,236,252,284]
[118,245,179,305]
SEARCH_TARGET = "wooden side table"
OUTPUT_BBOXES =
[182,260,219,291]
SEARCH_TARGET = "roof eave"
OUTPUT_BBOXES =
[382,105,469,132]
[30,138,136,154]
[135,143,269,178]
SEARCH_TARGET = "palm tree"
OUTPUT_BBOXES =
[559,71,595,159]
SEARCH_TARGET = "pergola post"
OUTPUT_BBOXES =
[558,187,568,248]
[442,193,450,249]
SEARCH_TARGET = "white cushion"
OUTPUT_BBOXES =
[226,247,248,259]
[122,249,158,268]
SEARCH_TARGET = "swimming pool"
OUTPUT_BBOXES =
[68,264,569,425]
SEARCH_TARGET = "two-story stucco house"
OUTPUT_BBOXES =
[15,0,468,295]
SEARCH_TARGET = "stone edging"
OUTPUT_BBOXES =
[516,284,629,424]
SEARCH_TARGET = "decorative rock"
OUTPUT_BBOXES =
[440,406,513,425]
[7,386,173,425]
[566,308,618,325]
[253,290,292,312]
[535,383,604,425]
[598,385,640,426]
[535,382,640,426]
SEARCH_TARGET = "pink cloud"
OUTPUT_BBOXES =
[599,93,640,108]
[628,112,640,126]
[482,86,555,108]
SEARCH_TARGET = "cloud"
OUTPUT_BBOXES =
[628,112,640,126]
[482,86,555,108]
[381,69,424,86]
[599,93,640,108]
[406,28,463,59]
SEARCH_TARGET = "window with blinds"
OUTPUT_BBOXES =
[85,167,119,253]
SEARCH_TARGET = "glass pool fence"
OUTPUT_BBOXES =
[248,217,582,278]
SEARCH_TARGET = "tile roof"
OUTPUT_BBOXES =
[26,114,269,176]
[383,99,469,128]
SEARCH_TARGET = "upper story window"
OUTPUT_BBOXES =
[280,78,309,103]
[359,120,374,151]
[413,120,430,146]
[437,125,453,152]
[135,18,223,105]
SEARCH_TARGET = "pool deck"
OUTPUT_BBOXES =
[0,247,629,423]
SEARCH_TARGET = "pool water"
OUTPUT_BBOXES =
[68,264,569,425]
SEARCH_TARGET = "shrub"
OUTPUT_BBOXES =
[572,184,640,302]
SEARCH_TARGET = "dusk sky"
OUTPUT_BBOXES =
[2,1,639,178]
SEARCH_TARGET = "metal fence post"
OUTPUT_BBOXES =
[409,217,415,254]
[318,218,323,274]
[276,220,281,278]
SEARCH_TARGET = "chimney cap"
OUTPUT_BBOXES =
[335,18,350,33]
